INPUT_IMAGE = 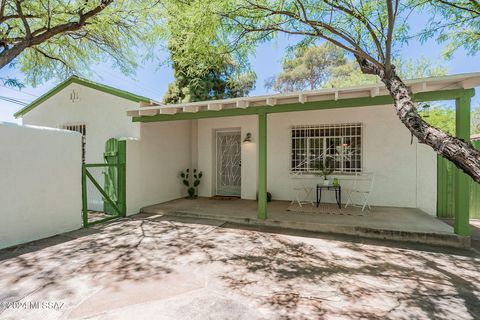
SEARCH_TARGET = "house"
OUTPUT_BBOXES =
[15,73,480,244]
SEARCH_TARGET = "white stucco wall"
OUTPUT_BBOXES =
[195,105,437,214]
[22,83,141,210]
[197,116,258,200]
[0,122,82,249]
[126,121,192,215]
[267,105,437,212]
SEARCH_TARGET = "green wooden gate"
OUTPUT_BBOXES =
[437,140,480,219]
[82,138,126,226]
[104,138,121,214]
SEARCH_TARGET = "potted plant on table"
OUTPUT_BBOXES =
[318,159,334,186]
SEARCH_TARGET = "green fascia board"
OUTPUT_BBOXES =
[14,75,151,118]
[133,88,475,123]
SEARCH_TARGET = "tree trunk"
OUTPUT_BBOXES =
[381,72,480,183]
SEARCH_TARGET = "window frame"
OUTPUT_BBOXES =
[291,123,363,174]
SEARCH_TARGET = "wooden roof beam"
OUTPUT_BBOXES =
[266,97,277,106]
[160,108,178,115]
[183,106,200,113]
[236,100,249,109]
[208,103,223,111]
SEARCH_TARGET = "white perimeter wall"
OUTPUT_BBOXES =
[22,83,141,210]
[126,121,192,215]
[0,122,82,249]
[195,105,437,214]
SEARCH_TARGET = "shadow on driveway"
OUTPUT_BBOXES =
[0,214,479,319]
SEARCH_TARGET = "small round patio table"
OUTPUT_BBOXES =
[316,184,342,209]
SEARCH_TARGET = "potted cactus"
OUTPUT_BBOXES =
[180,168,203,198]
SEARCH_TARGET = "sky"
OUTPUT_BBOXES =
[1,15,479,124]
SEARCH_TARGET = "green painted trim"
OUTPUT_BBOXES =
[82,164,88,227]
[133,89,475,123]
[454,95,471,236]
[117,140,127,217]
[81,139,127,227]
[436,156,442,217]
[85,169,122,216]
[85,215,120,227]
[84,163,118,168]
[257,112,267,219]
[412,88,475,102]
[14,75,151,118]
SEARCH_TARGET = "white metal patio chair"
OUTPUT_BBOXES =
[345,172,374,212]
[290,172,314,207]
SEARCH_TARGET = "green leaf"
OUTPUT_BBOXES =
[9,0,164,85]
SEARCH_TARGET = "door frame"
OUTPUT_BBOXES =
[214,128,242,196]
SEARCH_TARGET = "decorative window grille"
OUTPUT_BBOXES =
[291,123,362,173]
[62,123,86,163]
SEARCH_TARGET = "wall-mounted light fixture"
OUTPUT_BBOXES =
[243,132,253,143]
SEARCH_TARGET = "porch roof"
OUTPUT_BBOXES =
[127,72,480,120]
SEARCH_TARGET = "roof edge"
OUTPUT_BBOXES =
[14,75,151,118]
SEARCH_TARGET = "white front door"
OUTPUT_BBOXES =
[215,129,241,196]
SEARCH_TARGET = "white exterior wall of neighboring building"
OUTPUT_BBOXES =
[22,82,141,162]
[21,83,141,211]
[195,105,437,215]
[0,122,82,249]
[126,121,192,215]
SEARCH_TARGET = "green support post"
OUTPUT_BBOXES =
[82,164,88,227]
[454,95,472,236]
[118,140,127,217]
[258,112,267,219]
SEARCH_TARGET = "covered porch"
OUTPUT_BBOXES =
[127,73,480,242]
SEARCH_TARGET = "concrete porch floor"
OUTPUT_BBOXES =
[142,198,469,248]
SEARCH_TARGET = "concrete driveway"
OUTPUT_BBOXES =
[1,214,479,320]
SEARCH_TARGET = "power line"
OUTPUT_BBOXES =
[0,96,29,106]
[94,66,164,99]
[0,84,39,98]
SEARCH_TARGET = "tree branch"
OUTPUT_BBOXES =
[33,47,70,69]
[434,0,480,15]
[0,0,113,69]
[14,0,31,38]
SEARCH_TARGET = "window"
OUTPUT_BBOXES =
[62,123,86,162]
[291,123,362,173]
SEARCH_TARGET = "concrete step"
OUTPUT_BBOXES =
[141,208,470,249]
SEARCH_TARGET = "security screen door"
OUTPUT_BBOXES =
[215,129,241,196]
